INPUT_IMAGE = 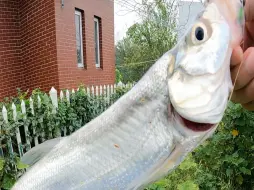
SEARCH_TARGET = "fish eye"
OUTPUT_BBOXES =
[190,22,209,45]
[195,27,204,41]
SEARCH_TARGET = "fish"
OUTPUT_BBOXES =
[12,0,244,189]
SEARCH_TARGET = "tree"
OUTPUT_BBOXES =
[116,0,178,83]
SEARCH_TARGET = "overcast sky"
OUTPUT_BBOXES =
[114,0,142,43]
[114,0,204,43]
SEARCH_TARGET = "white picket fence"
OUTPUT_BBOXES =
[0,82,135,158]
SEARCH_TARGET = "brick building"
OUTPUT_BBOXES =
[0,0,115,99]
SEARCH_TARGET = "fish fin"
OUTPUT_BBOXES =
[21,137,64,167]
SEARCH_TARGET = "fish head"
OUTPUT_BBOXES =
[167,0,244,136]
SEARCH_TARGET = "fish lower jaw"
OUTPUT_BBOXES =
[170,104,215,133]
[178,114,215,132]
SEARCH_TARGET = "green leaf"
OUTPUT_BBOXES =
[239,167,251,175]
[0,158,4,170]
[177,180,199,190]
[226,168,233,177]
[232,152,239,158]
[2,174,16,189]
[179,158,197,170]
[16,158,29,170]
[236,175,243,185]
[235,118,245,126]
[154,179,167,187]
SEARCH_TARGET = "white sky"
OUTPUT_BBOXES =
[114,0,204,43]
[114,0,142,43]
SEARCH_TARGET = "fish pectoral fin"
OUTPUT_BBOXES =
[21,137,64,167]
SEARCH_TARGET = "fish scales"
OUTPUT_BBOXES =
[13,53,176,190]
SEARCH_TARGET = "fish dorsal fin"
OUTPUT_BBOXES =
[21,137,64,167]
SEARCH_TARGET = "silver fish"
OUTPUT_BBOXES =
[12,0,244,189]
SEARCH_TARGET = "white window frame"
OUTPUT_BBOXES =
[75,10,84,68]
[94,17,101,68]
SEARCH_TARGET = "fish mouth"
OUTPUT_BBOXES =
[178,115,214,132]
[170,104,215,132]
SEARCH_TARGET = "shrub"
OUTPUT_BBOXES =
[193,102,254,189]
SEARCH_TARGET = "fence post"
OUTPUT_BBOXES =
[21,100,31,152]
[2,106,8,122]
[21,100,26,119]
[49,87,61,137]
[0,106,7,156]
[49,87,58,114]
[29,97,34,115]
[2,106,16,170]
[114,84,117,93]
[100,85,103,96]
[60,90,64,101]
[12,103,23,157]
[12,103,17,121]
[87,87,90,97]
[30,97,38,146]
[110,84,114,105]
[102,85,106,109]
[91,86,95,97]
[117,81,123,87]
[107,85,110,105]
[37,95,46,142]
[96,86,99,96]
[66,89,70,105]
[110,84,114,95]
[38,95,41,107]
[103,85,106,96]
[59,90,66,137]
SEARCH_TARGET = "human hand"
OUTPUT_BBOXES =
[231,0,254,110]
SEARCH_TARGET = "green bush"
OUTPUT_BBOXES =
[193,102,254,190]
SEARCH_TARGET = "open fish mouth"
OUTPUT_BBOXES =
[178,115,215,132]
[170,104,215,132]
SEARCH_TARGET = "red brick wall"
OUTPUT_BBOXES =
[19,0,59,93]
[55,0,115,89]
[0,0,24,98]
[0,0,115,99]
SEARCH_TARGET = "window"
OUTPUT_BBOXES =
[94,17,101,68]
[75,10,84,67]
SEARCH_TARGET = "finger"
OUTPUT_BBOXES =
[230,46,243,68]
[242,101,254,111]
[245,0,254,22]
[231,77,254,104]
[243,22,254,50]
[231,47,254,90]
[243,0,254,50]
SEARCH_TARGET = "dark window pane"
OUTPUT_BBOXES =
[75,13,82,64]
[77,46,82,63]
[94,20,99,66]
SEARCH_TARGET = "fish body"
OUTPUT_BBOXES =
[12,0,244,189]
